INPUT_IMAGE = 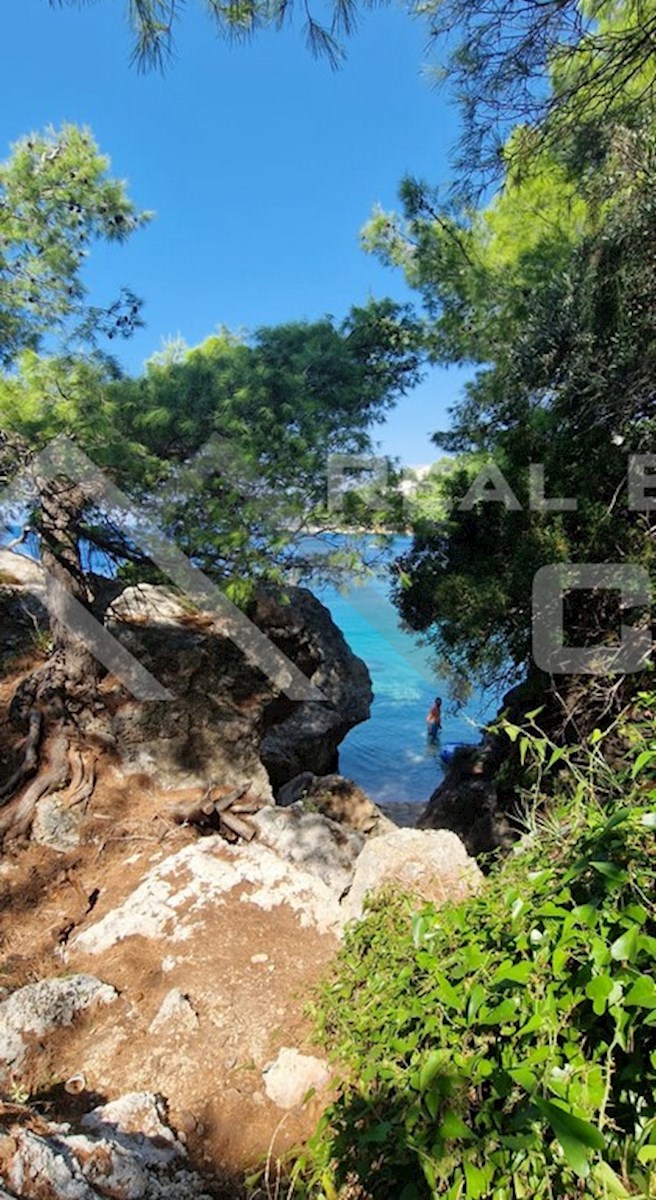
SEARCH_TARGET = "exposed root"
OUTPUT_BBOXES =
[0,731,69,843]
[65,746,96,808]
[0,711,43,805]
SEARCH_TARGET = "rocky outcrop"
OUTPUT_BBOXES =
[0,551,372,802]
[417,747,515,858]
[342,828,482,922]
[254,588,372,788]
[252,803,364,895]
[276,771,396,836]
[0,1092,215,1199]
[0,975,117,1084]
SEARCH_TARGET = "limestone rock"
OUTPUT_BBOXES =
[147,991,199,1037]
[418,747,515,857]
[251,804,364,895]
[32,793,84,851]
[277,772,396,837]
[81,1092,184,1162]
[342,828,482,922]
[71,834,345,953]
[0,1094,214,1200]
[262,1047,330,1109]
[256,588,372,788]
[105,584,371,796]
[0,558,372,804]
[0,975,117,1082]
[0,548,49,675]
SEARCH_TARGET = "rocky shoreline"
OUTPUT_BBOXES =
[0,549,487,1195]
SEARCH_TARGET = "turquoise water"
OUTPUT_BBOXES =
[316,568,497,811]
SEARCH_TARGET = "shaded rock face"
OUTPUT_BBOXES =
[0,551,49,671]
[105,584,371,796]
[0,552,372,802]
[417,747,516,859]
[255,588,372,788]
[342,828,482,922]
[277,772,396,836]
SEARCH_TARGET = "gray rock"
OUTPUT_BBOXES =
[0,1093,214,1200]
[0,975,117,1082]
[418,747,515,857]
[252,804,364,896]
[147,990,199,1037]
[81,1092,184,1164]
[277,772,396,836]
[32,793,84,851]
[256,588,372,788]
[342,828,483,922]
[0,560,372,807]
[104,584,371,797]
[262,1047,330,1109]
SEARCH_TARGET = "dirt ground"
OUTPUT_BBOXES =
[0,663,341,1195]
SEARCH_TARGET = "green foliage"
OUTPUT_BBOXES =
[291,699,656,1198]
[411,0,656,191]
[0,123,150,366]
[367,111,656,688]
[48,0,382,70]
[0,300,422,592]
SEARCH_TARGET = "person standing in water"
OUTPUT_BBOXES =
[426,696,442,743]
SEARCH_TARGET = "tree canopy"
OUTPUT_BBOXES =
[48,0,379,69]
[0,124,149,368]
[363,2,656,700]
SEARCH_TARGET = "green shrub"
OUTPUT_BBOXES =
[292,699,656,1199]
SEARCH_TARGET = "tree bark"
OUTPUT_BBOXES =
[4,473,104,833]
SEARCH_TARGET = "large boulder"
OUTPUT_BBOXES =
[255,588,372,788]
[105,583,372,797]
[251,803,364,895]
[276,771,396,836]
[417,746,516,857]
[0,974,117,1083]
[0,552,372,801]
[342,828,482,922]
[0,549,49,672]
[0,1092,215,1200]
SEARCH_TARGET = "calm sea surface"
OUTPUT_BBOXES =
[314,540,498,813]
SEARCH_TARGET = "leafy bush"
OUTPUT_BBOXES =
[292,700,656,1199]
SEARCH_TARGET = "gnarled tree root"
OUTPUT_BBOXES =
[0,711,43,804]
[0,731,69,843]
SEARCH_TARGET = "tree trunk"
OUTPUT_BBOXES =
[3,474,103,838]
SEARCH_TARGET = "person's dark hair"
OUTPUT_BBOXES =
[435,696,441,705]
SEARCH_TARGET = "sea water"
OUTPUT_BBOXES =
[315,543,498,815]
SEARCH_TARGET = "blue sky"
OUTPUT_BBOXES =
[1,0,473,463]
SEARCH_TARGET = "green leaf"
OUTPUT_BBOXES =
[534,1098,605,1178]
[624,976,656,1008]
[590,861,627,887]
[434,975,463,1010]
[439,1110,472,1140]
[419,1050,446,1093]
[463,1159,490,1197]
[590,1161,631,1195]
[479,998,517,1025]
[491,959,532,986]
[610,926,639,962]
[585,974,623,1015]
[632,749,656,778]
